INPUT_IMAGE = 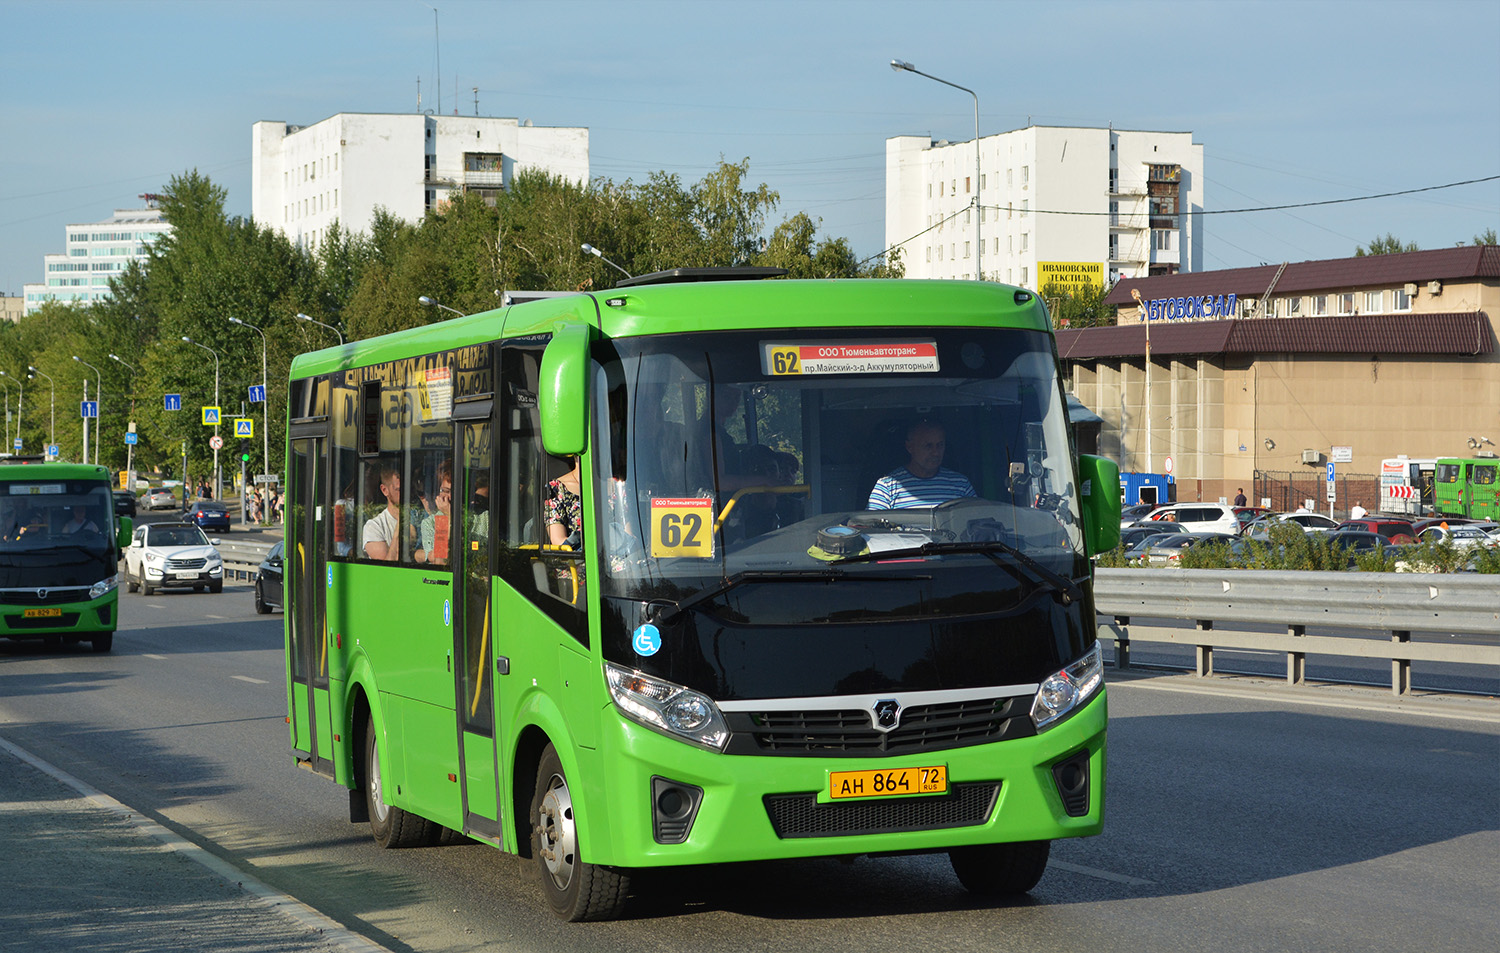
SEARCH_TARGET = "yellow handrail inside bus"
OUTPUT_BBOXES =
[713,484,811,534]
[470,592,491,718]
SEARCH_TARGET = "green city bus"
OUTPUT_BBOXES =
[283,274,1121,920]
[0,460,131,652]
[1434,455,1500,520]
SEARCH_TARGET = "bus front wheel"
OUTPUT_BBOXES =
[949,840,1051,895]
[529,744,628,921]
[364,716,433,848]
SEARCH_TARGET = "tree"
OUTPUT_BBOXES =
[1041,280,1116,329]
[1354,234,1418,256]
[1463,228,1498,247]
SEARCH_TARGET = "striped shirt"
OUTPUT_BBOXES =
[867,467,977,509]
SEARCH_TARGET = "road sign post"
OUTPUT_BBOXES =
[1326,460,1337,517]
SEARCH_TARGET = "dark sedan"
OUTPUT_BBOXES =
[113,490,137,516]
[185,500,231,533]
[255,540,283,614]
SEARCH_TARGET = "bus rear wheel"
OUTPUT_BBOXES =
[949,840,1051,895]
[364,716,433,848]
[529,744,628,921]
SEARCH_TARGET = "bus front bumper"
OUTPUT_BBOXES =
[586,688,1106,868]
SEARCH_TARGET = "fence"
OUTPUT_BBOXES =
[1093,568,1500,696]
[1253,469,1381,517]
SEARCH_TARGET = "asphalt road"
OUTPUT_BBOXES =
[0,583,1496,952]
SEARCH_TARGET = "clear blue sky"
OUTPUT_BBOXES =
[3,0,1498,295]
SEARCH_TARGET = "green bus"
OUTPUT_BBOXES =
[0,460,131,653]
[283,273,1121,920]
[1434,455,1500,520]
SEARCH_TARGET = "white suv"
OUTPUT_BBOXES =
[1134,503,1242,535]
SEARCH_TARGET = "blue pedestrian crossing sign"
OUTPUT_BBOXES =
[248,384,266,404]
[164,394,182,411]
[80,401,98,419]
[233,418,254,438]
[202,406,221,426]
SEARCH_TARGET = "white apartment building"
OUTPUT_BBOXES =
[22,208,171,315]
[885,126,1203,288]
[252,113,590,250]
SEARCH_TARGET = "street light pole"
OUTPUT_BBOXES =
[1131,288,1152,472]
[580,244,634,280]
[73,356,103,466]
[182,337,221,501]
[27,366,54,454]
[0,371,22,454]
[418,295,466,318]
[228,317,271,522]
[109,354,138,489]
[295,312,344,345]
[891,59,982,282]
[0,377,14,452]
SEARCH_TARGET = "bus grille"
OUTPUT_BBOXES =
[6,613,82,629]
[728,696,1033,757]
[764,782,1000,838]
[0,587,89,606]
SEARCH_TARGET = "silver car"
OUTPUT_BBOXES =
[144,487,178,510]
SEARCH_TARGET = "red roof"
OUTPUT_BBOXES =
[1104,245,1500,305]
[1056,313,1496,360]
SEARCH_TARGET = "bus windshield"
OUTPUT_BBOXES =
[0,480,116,587]
[592,327,1084,607]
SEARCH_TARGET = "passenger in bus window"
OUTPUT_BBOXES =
[545,456,583,548]
[363,460,403,561]
[418,459,453,565]
[867,419,976,509]
[333,481,356,557]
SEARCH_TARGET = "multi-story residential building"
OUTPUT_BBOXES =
[885,126,1203,288]
[1,295,22,323]
[22,207,170,315]
[252,113,589,250]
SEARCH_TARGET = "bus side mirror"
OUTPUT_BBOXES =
[539,321,591,455]
[116,516,133,549]
[1077,455,1121,556]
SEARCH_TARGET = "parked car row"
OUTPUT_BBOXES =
[1121,503,1500,547]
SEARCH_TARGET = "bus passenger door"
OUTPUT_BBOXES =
[288,434,334,778]
[453,416,502,840]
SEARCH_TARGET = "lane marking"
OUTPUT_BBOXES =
[205,614,227,620]
[232,676,268,684]
[143,654,168,660]
[1113,678,1500,724]
[0,735,394,953]
[1051,860,1154,886]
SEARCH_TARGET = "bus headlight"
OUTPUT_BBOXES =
[1030,643,1104,731]
[89,575,119,600]
[606,662,729,751]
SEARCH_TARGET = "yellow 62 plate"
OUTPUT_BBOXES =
[829,765,947,800]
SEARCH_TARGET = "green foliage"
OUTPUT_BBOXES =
[1463,228,1498,247]
[9,158,897,480]
[1041,280,1116,329]
[1354,233,1419,256]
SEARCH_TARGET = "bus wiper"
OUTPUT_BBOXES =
[835,540,1083,605]
[651,567,931,624]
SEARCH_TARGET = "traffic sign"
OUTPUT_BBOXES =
[1326,461,1337,502]
[12,438,21,451]
[202,406,221,425]
[80,401,98,419]
[47,444,60,459]
[1163,456,1174,475]
[164,394,182,412]
[248,384,266,404]
[233,418,254,438]
[209,434,224,450]
[124,433,138,445]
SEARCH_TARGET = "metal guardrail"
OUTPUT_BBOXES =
[1093,568,1500,696]
[215,539,273,583]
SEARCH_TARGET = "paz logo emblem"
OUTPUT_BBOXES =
[36,589,47,600]
[872,698,901,732]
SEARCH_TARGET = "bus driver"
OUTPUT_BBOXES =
[867,419,976,510]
